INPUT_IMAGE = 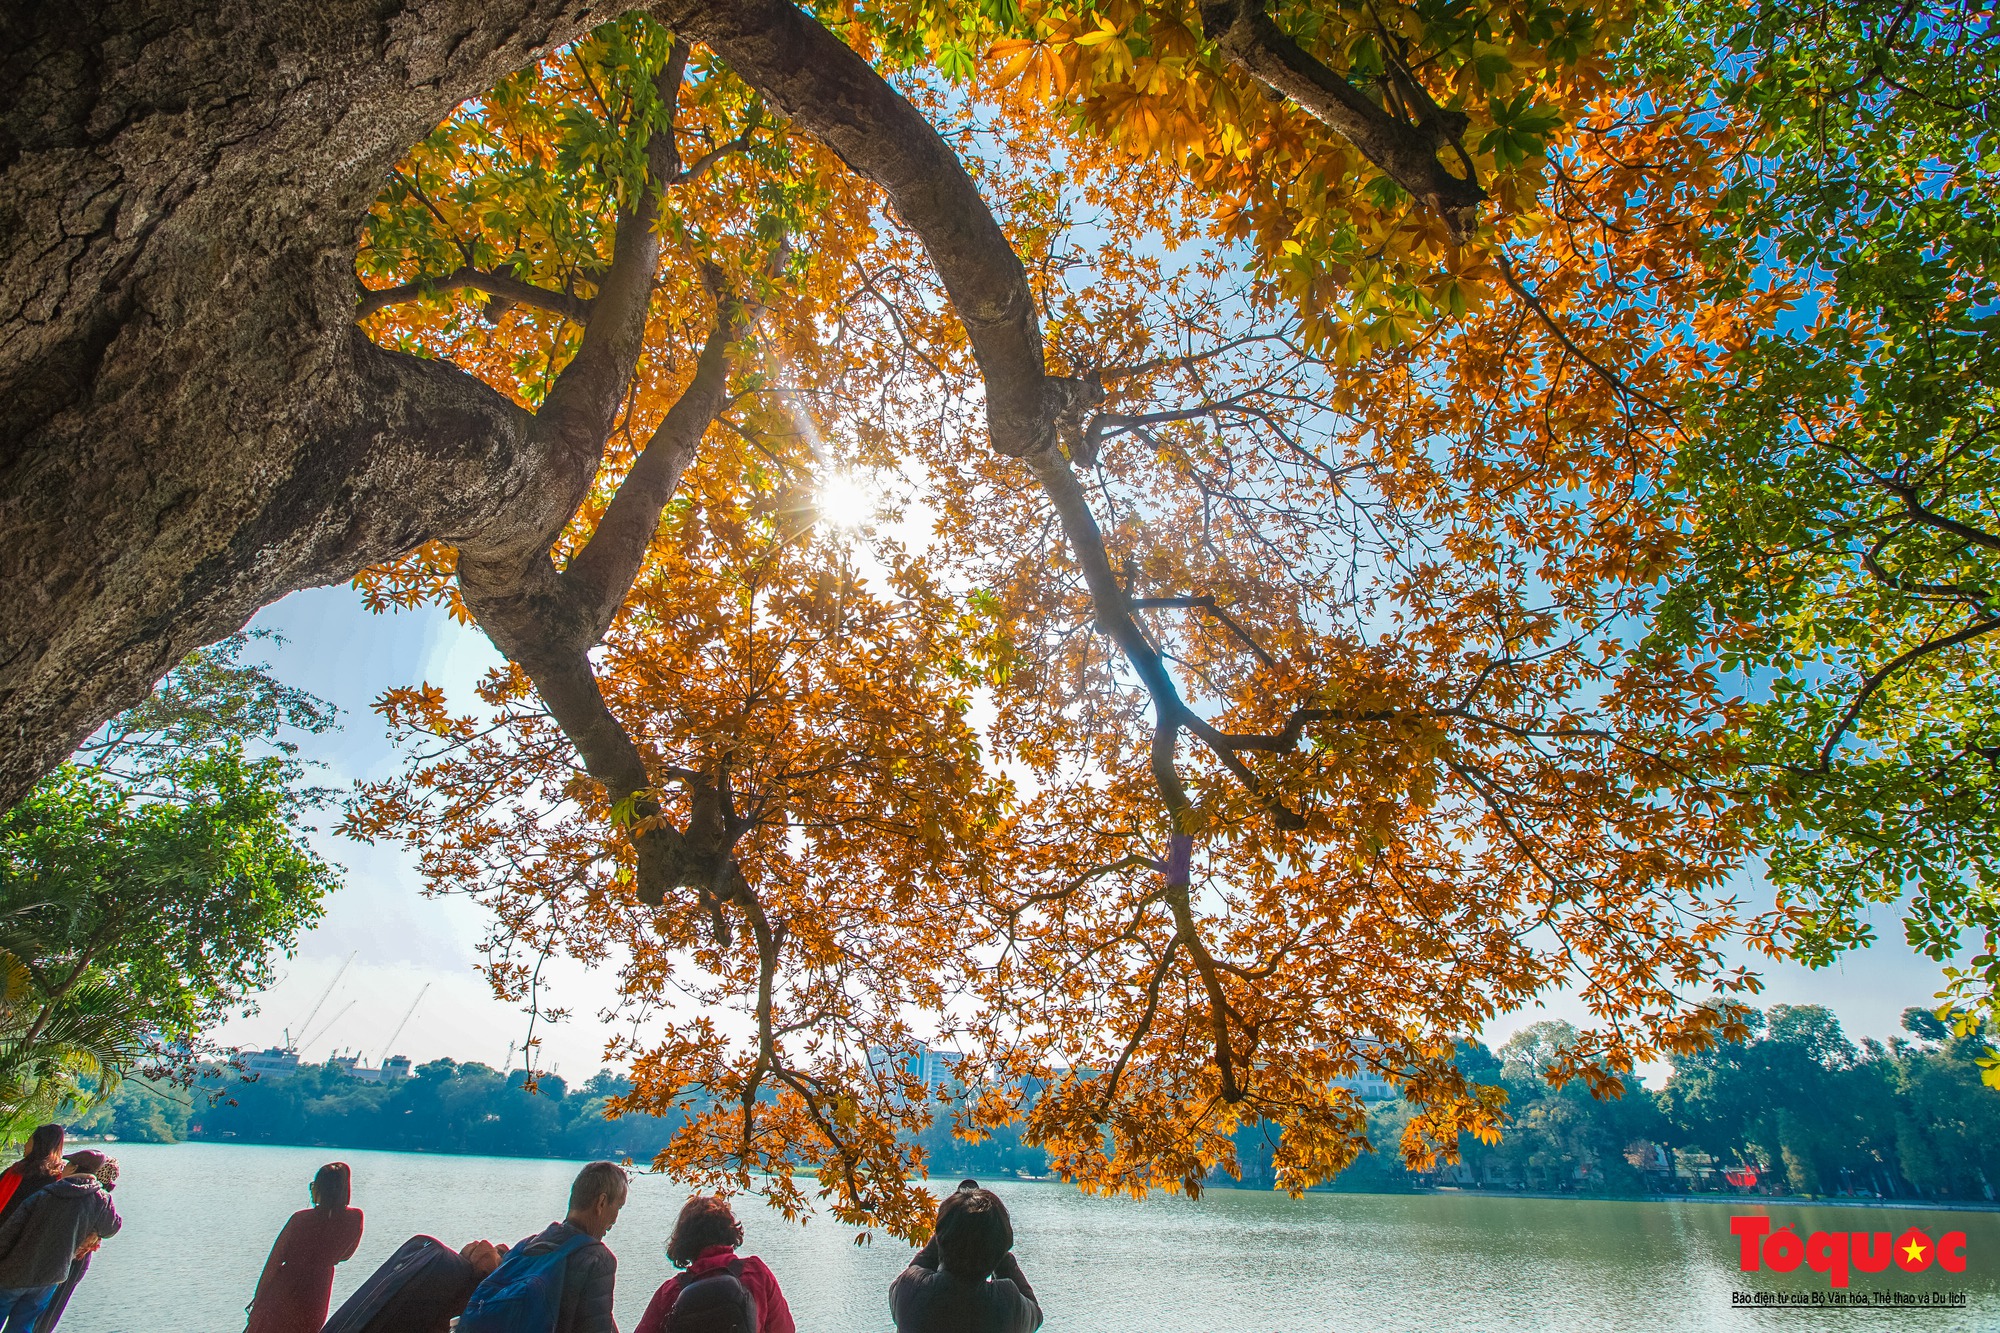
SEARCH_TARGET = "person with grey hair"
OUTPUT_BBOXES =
[459,1161,626,1333]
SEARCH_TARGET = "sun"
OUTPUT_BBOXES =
[815,470,879,531]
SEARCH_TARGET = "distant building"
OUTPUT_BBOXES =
[242,1048,301,1081]
[867,1043,967,1100]
[1325,1037,1399,1101]
[1333,1069,1396,1101]
[916,1047,964,1092]
[330,1050,413,1083]
[235,1047,412,1083]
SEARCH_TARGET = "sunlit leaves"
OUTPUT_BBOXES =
[1648,0,2000,1070]
[344,0,1786,1231]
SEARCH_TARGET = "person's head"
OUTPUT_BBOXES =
[62,1150,107,1181]
[310,1162,352,1210]
[934,1187,1013,1280]
[460,1239,504,1278]
[665,1195,744,1268]
[22,1125,62,1166]
[565,1161,628,1239]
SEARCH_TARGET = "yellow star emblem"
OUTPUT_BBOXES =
[1902,1237,1927,1265]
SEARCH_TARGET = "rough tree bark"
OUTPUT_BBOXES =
[0,0,637,809]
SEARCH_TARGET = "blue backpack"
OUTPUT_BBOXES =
[456,1228,595,1333]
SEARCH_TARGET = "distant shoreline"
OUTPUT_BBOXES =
[80,1141,2000,1214]
[1419,1185,2000,1214]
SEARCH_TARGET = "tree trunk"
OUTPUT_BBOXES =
[0,0,629,807]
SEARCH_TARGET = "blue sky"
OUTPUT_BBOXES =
[215,582,1967,1084]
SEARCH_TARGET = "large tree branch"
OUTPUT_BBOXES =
[504,210,665,546]
[1023,448,1201,819]
[681,0,1332,859]
[563,289,748,640]
[1861,535,1995,608]
[669,0,1307,1100]
[441,59,764,907]
[356,266,596,323]
[456,566,712,904]
[1881,477,2000,555]
[1166,883,1245,1103]
[471,55,695,578]
[1198,0,1484,235]
[663,0,1094,459]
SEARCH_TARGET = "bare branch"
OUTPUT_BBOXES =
[1198,0,1484,235]
[1818,613,2000,769]
[1497,253,1675,420]
[1008,853,1166,919]
[356,266,596,323]
[1132,595,1277,669]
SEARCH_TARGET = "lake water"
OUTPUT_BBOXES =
[54,1142,2000,1331]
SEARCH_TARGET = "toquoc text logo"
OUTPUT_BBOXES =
[1731,1215,1969,1289]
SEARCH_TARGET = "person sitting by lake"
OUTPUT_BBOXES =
[458,1160,626,1333]
[0,1130,65,1228]
[0,1150,120,1333]
[322,1235,506,1333]
[244,1162,363,1333]
[31,1154,119,1333]
[889,1183,1041,1333]
[634,1195,796,1333]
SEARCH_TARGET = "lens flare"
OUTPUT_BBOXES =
[816,470,877,530]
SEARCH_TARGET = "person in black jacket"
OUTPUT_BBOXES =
[889,1184,1041,1333]
[491,1161,625,1333]
[322,1235,504,1333]
[30,1154,119,1333]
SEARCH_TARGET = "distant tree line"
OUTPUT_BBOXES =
[74,1003,2000,1203]
[1241,1004,2000,1202]
[76,1060,683,1162]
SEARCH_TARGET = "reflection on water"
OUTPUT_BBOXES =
[62,1142,2000,1332]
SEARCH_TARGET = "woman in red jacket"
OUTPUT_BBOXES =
[0,1127,64,1227]
[636,1196,794,1333]
[245,1163,363,1333]
[0,1126,65,1227]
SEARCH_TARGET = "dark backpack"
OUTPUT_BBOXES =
[667,1256,758,1333]
[321,1235,459,1333]
[456,1229,594,1333]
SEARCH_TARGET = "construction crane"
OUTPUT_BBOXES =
[300,1001,356,1055]
[287,952,356,1050]
[377,984,429,1066]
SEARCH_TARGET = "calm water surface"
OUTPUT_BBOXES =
[58,1142,2000,1332]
